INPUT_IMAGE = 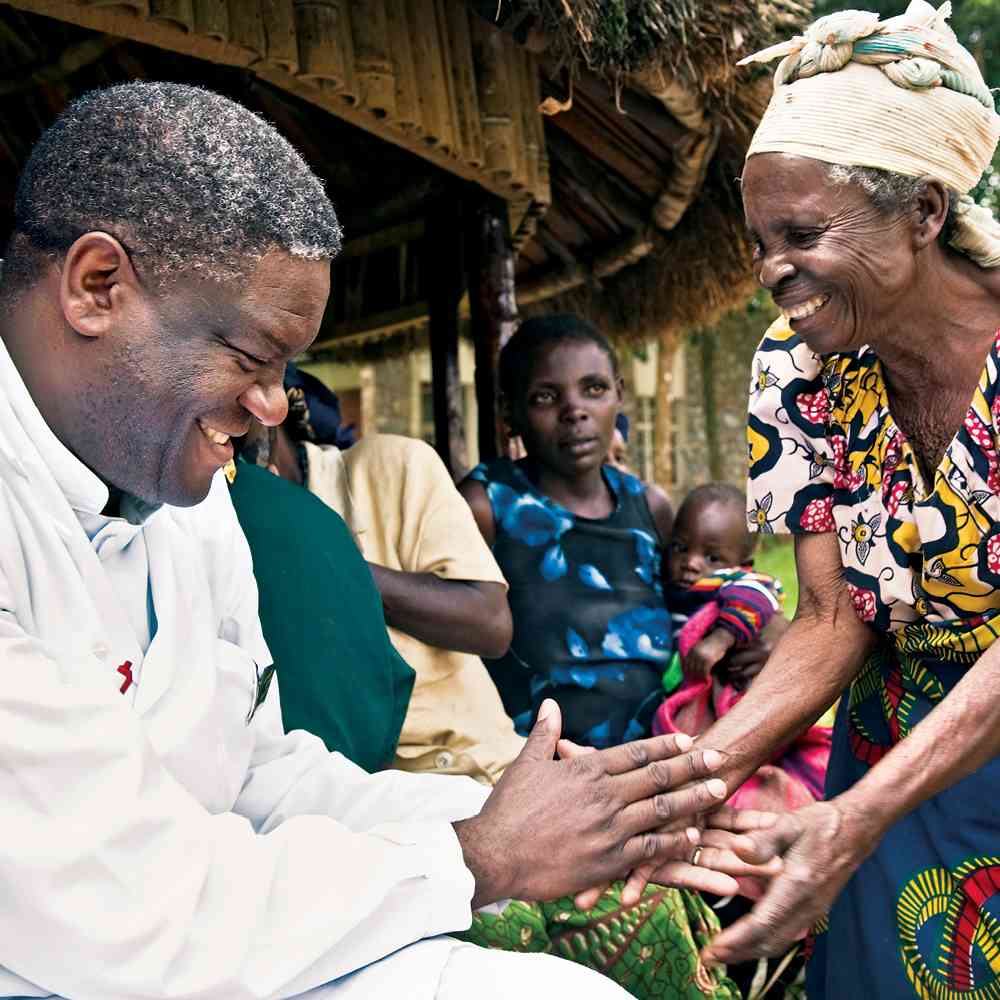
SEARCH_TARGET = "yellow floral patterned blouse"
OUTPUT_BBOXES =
[747,317,1000,658]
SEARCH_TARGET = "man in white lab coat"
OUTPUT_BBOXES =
[0,82,736,1000]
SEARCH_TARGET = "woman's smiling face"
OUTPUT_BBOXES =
[742,153,920,355]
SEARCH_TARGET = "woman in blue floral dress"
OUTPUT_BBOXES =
[457,315,747,1000]
[459,315,675,749]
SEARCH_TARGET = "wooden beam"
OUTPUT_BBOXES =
[340,219,425,259]
[554,167,622,238]
[533,222,581,272]
[309,301,428,351]
[544,87,665,200]
[573,71,688,149]
[518,229,658,305]
[346,175,444,233]
[545,128,646,232]
[0,14,43,63]
[427,192,468,476]
[0,34,124,97]
[466,188,518,463]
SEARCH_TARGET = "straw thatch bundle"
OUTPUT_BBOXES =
[537,137,762,341]
[517,0,808,124]
[512,0,811,341]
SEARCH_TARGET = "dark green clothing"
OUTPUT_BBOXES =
[228,462,414,772]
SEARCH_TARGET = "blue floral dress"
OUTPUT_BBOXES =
[468,458,670,748]
[749,317,1000,999]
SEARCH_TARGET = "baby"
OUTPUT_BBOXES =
[653,483,830,813]
[662,483,781,692]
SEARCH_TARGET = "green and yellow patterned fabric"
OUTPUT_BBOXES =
[462,883,740,999]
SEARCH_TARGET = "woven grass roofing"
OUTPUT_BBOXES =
[0,0,812,352]
[481,0,812,342]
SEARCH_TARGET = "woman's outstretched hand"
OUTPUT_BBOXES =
[608,805,784,907]
[556,739,783,909]
[701,800,873,965]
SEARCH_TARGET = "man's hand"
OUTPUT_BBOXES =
[454,700,729,907]
[555,737,782,908]
[702,801,872,965]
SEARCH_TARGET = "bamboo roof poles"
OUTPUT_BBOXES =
[0,0,809,353]
[6,0,551,224]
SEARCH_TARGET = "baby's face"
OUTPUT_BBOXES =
[667,501,749,587]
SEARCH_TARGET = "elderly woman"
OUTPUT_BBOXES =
[628,2,1000,997]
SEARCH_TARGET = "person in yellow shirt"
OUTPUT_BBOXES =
[262,364,526,784]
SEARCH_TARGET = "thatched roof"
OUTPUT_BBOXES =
[477,0,805,113]
[0,0,811,359]
[312,0,810,364]
[471,0,811,342]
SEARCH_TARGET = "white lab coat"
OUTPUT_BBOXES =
[0,338,494,1000]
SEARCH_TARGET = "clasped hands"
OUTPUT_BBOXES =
[453,699,778,910]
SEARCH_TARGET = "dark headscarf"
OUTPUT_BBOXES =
[283,362,356,449]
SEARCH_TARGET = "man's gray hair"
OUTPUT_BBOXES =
[826,163,960,247]
[5,81,342,292]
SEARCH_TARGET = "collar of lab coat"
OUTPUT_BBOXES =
[0,335,160,525]
[0,332,263,777]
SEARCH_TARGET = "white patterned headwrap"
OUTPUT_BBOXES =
[739,1,1000,267]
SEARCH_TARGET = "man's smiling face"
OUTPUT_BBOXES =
[80,248,330,507]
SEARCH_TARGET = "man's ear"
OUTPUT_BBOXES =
[912,180,950,251]
[615,374,626,402]
[59,232,140,339]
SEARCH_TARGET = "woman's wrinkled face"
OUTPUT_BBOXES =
[742,153,918,354]
[511,339,623,479]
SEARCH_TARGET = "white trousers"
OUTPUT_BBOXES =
[299,937,631,1000]
[16,939,631,1000]
[436,942,631,998]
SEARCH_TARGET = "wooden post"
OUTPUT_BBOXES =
[427,192,469,476]
[653,332,677,490]
[466,189,518,462]
[699,328,724,481]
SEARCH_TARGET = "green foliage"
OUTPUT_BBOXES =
[971,162,1000,210]
[754,536,799,614]
[525,0,677,76]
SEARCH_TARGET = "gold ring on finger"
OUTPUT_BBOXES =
[690,846,703,866]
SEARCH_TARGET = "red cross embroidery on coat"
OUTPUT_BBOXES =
[117,660,134,695]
